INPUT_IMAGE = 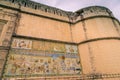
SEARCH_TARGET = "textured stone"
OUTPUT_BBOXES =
[0,0,120,80]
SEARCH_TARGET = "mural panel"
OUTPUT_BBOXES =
[65,45,78,54]
[12,38,32,49]
[51,43,65,53]
[32,41,65,53]
[4,38,81,77]
[32,40,45,51]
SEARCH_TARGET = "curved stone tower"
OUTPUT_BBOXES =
[0,0,120,80]
[74,6,120,79]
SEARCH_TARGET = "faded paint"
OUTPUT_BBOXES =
[0,0,120,80]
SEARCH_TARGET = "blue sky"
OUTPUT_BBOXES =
[31,0,120,21]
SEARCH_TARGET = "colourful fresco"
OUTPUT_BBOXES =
[12,38,32,49]
[4,38,81,77]
[65,45,78,54]
[5,52,81,76]
[33,41,66,53]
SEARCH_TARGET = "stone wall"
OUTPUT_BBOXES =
[0,0,120,80]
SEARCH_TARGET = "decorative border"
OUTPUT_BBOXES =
[10,49,79,58]
[3,73,120,79]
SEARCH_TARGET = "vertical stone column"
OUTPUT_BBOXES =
[0,50,8,79]
[0,8,19,79]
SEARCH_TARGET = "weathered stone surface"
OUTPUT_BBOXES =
[0,50,8,78]
[0,0,120,80]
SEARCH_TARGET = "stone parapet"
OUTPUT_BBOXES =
[0,0,70,23]
[73,6,114,22]
[0,0,117,24]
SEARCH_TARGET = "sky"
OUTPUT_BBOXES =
[31,0,120,21]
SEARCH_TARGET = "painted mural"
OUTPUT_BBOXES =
[65,45,78,54]
[4,38,81,77]
[11,38,32,49]
[32,41,66,53]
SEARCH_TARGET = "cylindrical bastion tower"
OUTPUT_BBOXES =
[75,6,120,79]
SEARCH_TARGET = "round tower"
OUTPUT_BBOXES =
[75,6,120,79]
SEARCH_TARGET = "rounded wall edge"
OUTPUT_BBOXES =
[75,15,120,25]
[74,6,120,24]
[72,16,120,44]
[78,37,120,45]
[75,6,112,14]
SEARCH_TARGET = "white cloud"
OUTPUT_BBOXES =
[31,0,58,6]
[109,4,120,21]
[31,0,120,21]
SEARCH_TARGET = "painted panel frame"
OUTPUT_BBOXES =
[4,38,82,78]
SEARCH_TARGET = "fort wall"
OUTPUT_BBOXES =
[0,0,120,80]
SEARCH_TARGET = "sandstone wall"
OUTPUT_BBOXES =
[0,0,120,79]
[78,17,120,76]
[16,13,72,42]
